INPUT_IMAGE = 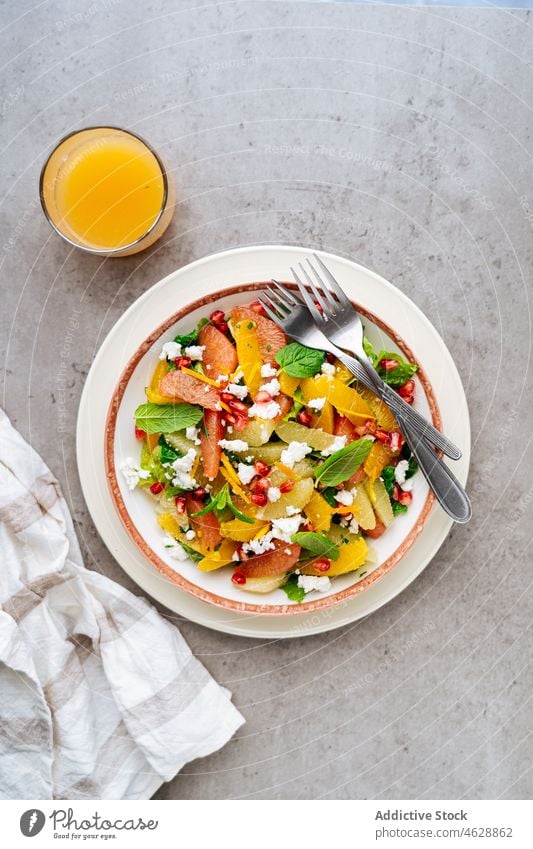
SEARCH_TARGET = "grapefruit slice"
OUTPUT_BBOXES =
[199,323,238,376]
[231,305,286,361]
[186,494,223,553]
[200,410,224,479]
[160,370,221,410]
[240,541,301,577]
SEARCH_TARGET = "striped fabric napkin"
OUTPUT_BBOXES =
[0,409,244,800]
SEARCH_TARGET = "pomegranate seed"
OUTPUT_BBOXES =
[175,496,187,514]
[398,490,412,506]
[380,358,399,372]
[279,480,294,494]
[250,300,266,316]
[228,399,248,414]
[254,390,272,403]
[217,321,229,334]
[375,429,390,444]
[193,487,208,501]
[232,570,247,585]
[254,460,271,477]
[220,391,233,403]
[389,432,403,452]
[251,477,270,493]
[325,352,336,364]
[250,492,268,507]
[233,415,248,431]
[302,520,314,532]
[297,409,313,426]
[135,427,146,440]
[398,379,415,397]
[150,482,164,495]
[313,558,331,573]
[210,309,226,324]
[392,483,402,502]
[176,356,191,369]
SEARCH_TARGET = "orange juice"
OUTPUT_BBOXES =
[40,127,175,255]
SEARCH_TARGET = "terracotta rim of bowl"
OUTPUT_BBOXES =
[105,282,438,615]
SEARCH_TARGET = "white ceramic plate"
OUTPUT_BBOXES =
[77,245,470,638]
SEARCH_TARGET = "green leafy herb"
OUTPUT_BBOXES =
[375,351,418,387]
[164,485,186,499]
[191,484,254,524]
[392,501,408,516]
[320,487,338,508]
[134,402,203,434]
[283,387,305,421]
[363,335,377,362]
[176,541,203,562]
[197,317,209,331]
[158,434,181,465]
[275,342,325,378]
[406,455,418,479]
[291,532,340,560]
[139,444,166,484]
[174,329,198,347]
[314,438,373,487]
[280,573,306,603]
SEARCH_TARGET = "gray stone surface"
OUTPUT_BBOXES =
[1,0,532,800]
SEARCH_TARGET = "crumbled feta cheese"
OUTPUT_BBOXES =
[217,374,229,384]
[247,400,281,420]
[335,489,354,506]
[261,362,278,378]
[297,574,331,594]
[159,340,181,361]
[218,438,249,452]
[185,529,196,540]
[321,362,336,376]
[259,378,280,397]
[184,345,205,361]
[225,382,248,400]
[163,535,189,561]
[120,457,150,490]
[243,535,275,555]
[401,477,414,492]
[245,456,253,463]
[171,448,197,489]
[267,486,281,503]
[237,463,256,485]
[286,505,301,516]
[280,441,312,469]
[395,459,409,486]
[321,435,347,456]
[348,518,359,534]
[186,426,201,445]
[271,515,304,542]
[232,550,241,562]
[307,397,326,411]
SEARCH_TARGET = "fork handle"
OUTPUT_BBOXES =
[334,352,471,523]
[359,360,462,461]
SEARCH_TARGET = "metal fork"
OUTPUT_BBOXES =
[289,254,461,461]
[257,287,471,523]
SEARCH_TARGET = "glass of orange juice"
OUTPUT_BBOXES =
[40,126,175,256]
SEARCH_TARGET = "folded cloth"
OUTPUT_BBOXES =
[0,410,244,800]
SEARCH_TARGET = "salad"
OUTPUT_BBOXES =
[121,300,419,602]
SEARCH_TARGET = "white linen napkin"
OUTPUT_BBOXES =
[0,409,244,800]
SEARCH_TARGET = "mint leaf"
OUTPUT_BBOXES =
[177,541,204,562]
[291,532,339,560]
[280,573,306,603]
[174,329,198,347]
[275,342,325,378]
[314,438,373,487]
[375,351,418,387]
[134,403,203,434]
[320,486,338,508]
[158,434,181,465]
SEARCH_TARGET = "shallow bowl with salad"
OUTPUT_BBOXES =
[106,280,438,614]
